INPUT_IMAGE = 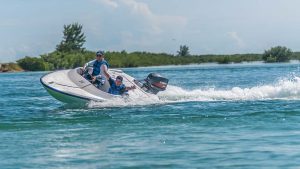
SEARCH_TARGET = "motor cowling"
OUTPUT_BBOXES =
[144,73,168,94]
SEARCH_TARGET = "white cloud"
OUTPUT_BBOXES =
[90,0,187,34]
[227,31,245,48]
[92,0,119,8]
[87,0,187,53]
[120,0,187,34]
[1,0,188,61]
[121,0,152,17]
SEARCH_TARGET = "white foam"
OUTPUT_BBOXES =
[88,76,300,107]
[159,76,300,101]
[88,95,161,108]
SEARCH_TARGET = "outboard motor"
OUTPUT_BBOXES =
[140,73,169,94]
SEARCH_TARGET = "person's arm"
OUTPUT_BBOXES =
[108,77,114,86]
[119,85,135,95]
[125,85,136,91]
[101,64,110,79]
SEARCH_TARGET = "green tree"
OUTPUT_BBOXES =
[262,46,292,63]
[217,56,230,64]
[17,56,50,71]
[56,23,86,52]
[177,45,190,57]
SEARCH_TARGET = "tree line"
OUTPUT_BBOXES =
[15,23,298,71]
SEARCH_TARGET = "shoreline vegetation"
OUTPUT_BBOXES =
[2,51,300,73]
[0,63,23,73]
[1,23,298,72]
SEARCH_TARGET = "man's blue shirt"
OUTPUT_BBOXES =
[92,60,109,76]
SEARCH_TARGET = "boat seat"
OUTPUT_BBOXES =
[76,67,84,75]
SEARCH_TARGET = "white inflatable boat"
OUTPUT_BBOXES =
[40,68,168,105]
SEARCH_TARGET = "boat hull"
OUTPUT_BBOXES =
[40,68,158,105]
[42,81,89,105]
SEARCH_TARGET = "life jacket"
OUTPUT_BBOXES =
[108,83,126,95]
[92,60,109,76]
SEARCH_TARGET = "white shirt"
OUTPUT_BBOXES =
[100,64,108,79]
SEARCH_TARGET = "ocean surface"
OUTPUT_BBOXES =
[2,62,300,168]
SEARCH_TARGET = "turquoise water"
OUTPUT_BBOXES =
[2,63,300,168]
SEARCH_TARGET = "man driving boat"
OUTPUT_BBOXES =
[83,50,109,87]
[83,50,135,95]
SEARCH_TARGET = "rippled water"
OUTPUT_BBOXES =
[2,63,300,168]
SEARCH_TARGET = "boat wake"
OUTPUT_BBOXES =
[88,76,300,108]
[159,76,300,101]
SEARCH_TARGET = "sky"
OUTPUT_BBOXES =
[1,0,300,62]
